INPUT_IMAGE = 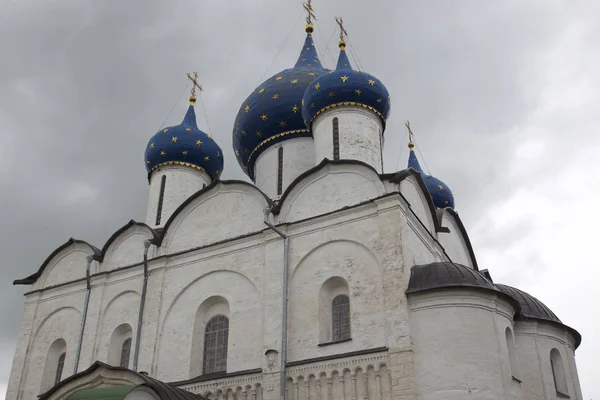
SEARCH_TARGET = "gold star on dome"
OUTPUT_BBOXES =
[275,76,283,81]
[160,151,166,156]
[307,63,312,67]
[292,105,299,113]
[438,185,444,190]
[196,140,203,146]
[279,121,287,127]
[146,160,150,164]
[376,98,382,103]
[306,47,310,51]
[204,156,210,161]
[302,99,305,106]
[314,82,320,90]
[388,95,391,100]
[217,151,220,157]
[258,88,265,94]
[354,69,360,72]
[368,79,375,86]
[340,76,349,83]
[329,91,335,98]
[291,79,299,84]
[256,131,262,137]
[150,142,155,148]
[185,127,191,132]
[310,103,315,108]
[272,93,280,100]
[244,105,250,112]
[308,72,316,76]
[171,136,178,143]
[302,58,307,62]
[241,130,247,136]
[182,151,188,156]
[444,200,449,205]
[355,89,362,95]
[235,150,240,156]
[452,193,454,198]
[260,114,268,121]
[163,129,168,133]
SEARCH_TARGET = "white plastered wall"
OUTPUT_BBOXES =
[312,107,383,173]
[146,164,211,228]
[253,137,315,199]
[513,320,582,400]
[408,289,519,400]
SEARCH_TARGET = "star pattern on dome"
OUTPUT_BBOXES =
[196,140,203,146]
[329,91,335,98]
[182,151,188,156]
[245,105,251,112]
[232,30,328,179]
[160,151,166,156]
[163,129,168,133]
[355,89,361,96]
[368,79,375,86]
[171,137,178,143]
[150,143,155,148]
[186,127,192,132]
[341,76,349,82]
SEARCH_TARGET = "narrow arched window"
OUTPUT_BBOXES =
[155,175,167,226]
[120,338,132,368]
[203,315,229,374]
[505,328,519,379]
[550,348,568,396]
[55,352,66,385]
[332,117,340,160]
[332,295,350,342]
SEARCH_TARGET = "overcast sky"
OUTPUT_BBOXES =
[1,0,598,398]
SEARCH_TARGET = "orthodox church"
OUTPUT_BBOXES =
[6,6,583,400]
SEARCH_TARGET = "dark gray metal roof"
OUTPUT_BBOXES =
[39,361,204,400]
[496,284,561,323]
[406,262,495,294]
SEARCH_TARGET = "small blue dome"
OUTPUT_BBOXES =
[232,30,329,180]
[408,145,455,209]
[145,102,224,180]
[302,43,390,127]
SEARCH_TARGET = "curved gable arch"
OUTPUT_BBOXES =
[97,291,140,364]
[98,220,160,271]
[275,159,386,223]
[14,239,101,288]
[438,208,479,270]
[156,269,262,381]
[161,180,272,253]
[390,169,446,235]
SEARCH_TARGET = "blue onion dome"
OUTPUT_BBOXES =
[145,97,224,180]
[232,26,329,180]
[301,39,391,128]
[407,141,455,210]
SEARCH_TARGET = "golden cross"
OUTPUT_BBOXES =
[335,17,348,42]
[303,0,316,25]
[186,72,203,98]
[405,120,415,148]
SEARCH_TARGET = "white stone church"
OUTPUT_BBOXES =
[6,13,583,400]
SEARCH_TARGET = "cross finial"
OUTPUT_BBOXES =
[405,120,415,149]
[303,0,316,32]
[335,17,348,44]
[186,72,203,105]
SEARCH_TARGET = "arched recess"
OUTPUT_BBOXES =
[190,296,230,377]
[276,160,386,223]
[550,348,569,396]
[156,270,262,382]
[24,307,81,399]
[288,240,384,360]
[319,277,351,343]
[97,291,140,364]
[505,327,519,379]
[41,338,67,392]
[107,323,133,368]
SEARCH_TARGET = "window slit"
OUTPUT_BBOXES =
[277,147,283,195]
[332,117,340,160]
[332,294,351,341]
[55,353,65,385]
[155,175,166,225]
